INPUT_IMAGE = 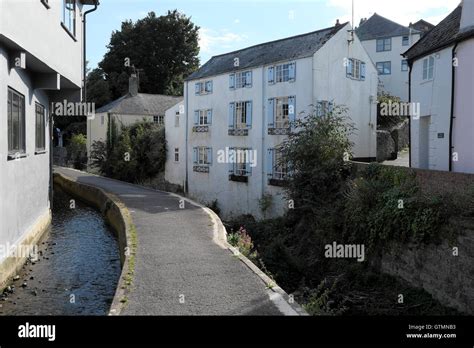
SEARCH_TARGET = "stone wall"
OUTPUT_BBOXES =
[352,162,474,314]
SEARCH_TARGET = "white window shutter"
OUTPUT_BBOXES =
[206,81,213,93]
[346,59,353,77]
[288,96,296,124]
[246,101,252,129]
[361,62,366,80]
[207,110,212,124]
[266,149,274,178]
[289,62,296,81]
[195,83,200,95]
[207,148,212,165]
[194,111,199,125]
[229,74,235,89]
[228,103,235,129]
[267,98,275,128]
[193,147,198,163]
[268,66,274,84]
[247,158,253,176]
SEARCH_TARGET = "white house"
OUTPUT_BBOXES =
[356,14,422,100]
[164,100,186,188]
[171,22,378,219]
[0,0,98,288]
[86,75,183,161]
[405,0,474,173]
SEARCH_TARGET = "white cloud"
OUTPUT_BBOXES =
[327,0,460,27]
[234,19,241,24]
[199,28,248,54]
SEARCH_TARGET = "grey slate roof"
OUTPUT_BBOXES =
[409,19,435,35]
[403,5,474,61]
[186,23,348,81]
[356,13,419,41]
[96,93,183,115]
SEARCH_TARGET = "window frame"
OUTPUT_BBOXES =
[234,101,248,129]
[422,56,435,81]
[35,102,46,153]
[197,146,209,166]
[401,59,409,72]
[273,149,288,180]
[376,61,392,75]
[62,0,77,38]
[7,87,26,157]
[275,97,290,129]
[376,37,392,52]
[402,36,410,46]
[174,148,179,162]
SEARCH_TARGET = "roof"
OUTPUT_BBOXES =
[186,23,348,81]
[409,19,435,34]
[404,5,474,61]
[96,93,183,115]
[356,13,420,41]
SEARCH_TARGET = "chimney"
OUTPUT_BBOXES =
[360,18,367,26]
[335,19,340,26]
[460,0,474,33]
[129,74,138,96]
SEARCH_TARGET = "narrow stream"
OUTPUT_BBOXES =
[0,186,121,315]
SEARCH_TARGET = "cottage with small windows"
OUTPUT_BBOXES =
[0,0,98,288]
[404,0,474,173]
[166,21,378,219]
[86,74,183,161]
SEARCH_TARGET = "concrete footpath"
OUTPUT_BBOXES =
[54,167,304,315]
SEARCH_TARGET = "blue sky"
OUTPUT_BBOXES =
[86,0,460,70]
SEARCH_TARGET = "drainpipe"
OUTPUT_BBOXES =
[449,43,459,172]
[82,0,99,103]
[408,60,412,168]
[185,81,189,194]
[261,67,265,201]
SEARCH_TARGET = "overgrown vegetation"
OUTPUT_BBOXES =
[66,133,87,170]
[226,105,470,315]
[90,119,166,183]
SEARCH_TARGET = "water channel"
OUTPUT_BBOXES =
[0,186,121,315]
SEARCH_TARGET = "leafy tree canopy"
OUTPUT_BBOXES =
[88,10,200,105]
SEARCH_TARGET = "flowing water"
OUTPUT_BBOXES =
[0,186,121,315]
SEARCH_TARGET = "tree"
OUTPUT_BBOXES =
[279,105,355,214]
[93,10,200,104]
[86,67,112,108]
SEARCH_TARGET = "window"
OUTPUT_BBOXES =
[422,56,435,80]
[195,81,213,95]
[35,103,46,152]
[230,71,252,89]
[229,101,252,130]
[228,148,252,178]
[376,61,392,75]
[376,38,392,52]
[268,62,296,84]
[62,0,76,37]
[174,148,179,162]
[153,115,164,125]
[346,59,366,80]
[316,101,334,117]
[267,148,288,182]
[402,36,409,46]
[267,97,295,132]
[401,59,408,72]
[7,88,26,156]
[100,115,105,125]
[193,109,212,126]
[193,147,212,165]
[175,112,180,127]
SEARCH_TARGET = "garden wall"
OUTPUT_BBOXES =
[352,162,474,314]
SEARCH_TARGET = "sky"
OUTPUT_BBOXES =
[86,0,461,70]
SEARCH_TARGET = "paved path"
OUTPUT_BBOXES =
[55,168,289,315]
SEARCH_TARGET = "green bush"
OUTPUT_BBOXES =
[67,133,87,170]
[90,119,166,183]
